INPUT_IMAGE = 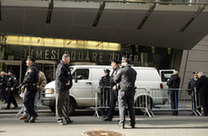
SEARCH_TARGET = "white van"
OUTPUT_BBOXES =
[41,65,164,114]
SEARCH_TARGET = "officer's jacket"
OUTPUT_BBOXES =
[0,76,7,89]
[188,78,197,94]
[110,66,120,90]
[22,64,39,86]
[55,60,73,93]
[99,75,111,87]
[6,75,18,89]
[113,65,137,91]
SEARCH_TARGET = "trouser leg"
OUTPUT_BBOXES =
[56,93,64,119]
[62,92,70,122]
[203,105,208,116]
[56,91,70,123]
[107,90,118,119]
[34,91,39,113]
[174,91,178,114]
[118,91,126,127]
[11,93,18,107]
[7,92,11,109]
[24,90,36,117]
[126,92,135,126]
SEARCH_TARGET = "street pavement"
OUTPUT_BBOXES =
[1,109,208,136]
[1,99,208,136]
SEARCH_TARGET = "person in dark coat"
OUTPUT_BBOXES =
[21,56,39,123]
[103,60,120,121]
[188,73,201,114]
[112,57,137,129]
[0,71,8,103]
[5,70,18,110]
[55,54,73,125]
[196,72,208,116]
[167,71,181,115]
[99,69,111,112]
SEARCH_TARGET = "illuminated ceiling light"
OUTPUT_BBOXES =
[96,42,102,47]
[67,41,71,45]
[37,37,41,43]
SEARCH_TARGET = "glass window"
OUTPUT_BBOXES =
[72,69,89,80]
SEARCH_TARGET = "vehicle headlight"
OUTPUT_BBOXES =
[45,88,54,94]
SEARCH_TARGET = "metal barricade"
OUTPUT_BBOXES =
[149,88,202,116]
[94,86,155,118]
[94,87,202,118]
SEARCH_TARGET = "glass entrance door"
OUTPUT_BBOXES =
[35,60,56,83]
[0,60,22,83]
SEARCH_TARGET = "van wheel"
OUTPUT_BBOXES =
[69,98,76,115]
[135,96,153,115]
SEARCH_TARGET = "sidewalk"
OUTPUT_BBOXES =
[0,113,208,136]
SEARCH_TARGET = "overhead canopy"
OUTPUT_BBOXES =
[0,0,208,49]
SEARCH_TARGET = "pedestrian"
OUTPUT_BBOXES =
[5,70,18,110]
[0,71,8,103]
[103,60,120,121]
[188,72,201,114]
[21,56,39,123]
[112,57,137,129]
[55,54,73,125]
[167,71,181,116]
[99,69,111,114]
[19,70,47,120]
[195,72,208,116]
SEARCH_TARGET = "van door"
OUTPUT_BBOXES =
[71,68,93,107]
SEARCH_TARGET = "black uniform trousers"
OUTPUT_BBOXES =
[23,85,37,117]
[170,90,178,115]
[7,89,18,108]
[118,89,135,127]
[106,89,118,119]
[0,89,8,102]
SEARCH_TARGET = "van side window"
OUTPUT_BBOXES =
[161,71,173,82]
[72,69,89,80]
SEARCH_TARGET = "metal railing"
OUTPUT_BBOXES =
[94,86,202,118]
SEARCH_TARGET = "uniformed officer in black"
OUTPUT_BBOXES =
[103,60,120,121]
[55,54,73,125]
[99,69,111,109]
[5,70,18,110]
[21,56,39,123]
[113,57,137,129]
[0,71,8,103]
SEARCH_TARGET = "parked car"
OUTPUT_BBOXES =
[41,65,165,114]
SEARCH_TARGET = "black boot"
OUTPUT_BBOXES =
[29,116,36,123]
[24,115,31,123]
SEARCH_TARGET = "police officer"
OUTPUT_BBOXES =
[112,57,137,129]
[55,54,73,125]
[0,71,7,103]
[99,69,111,110]
[5,70,18,110]
[21,56,39,123]
[103,60,120,121]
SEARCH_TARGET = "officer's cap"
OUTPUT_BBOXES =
[26,56,35,62]
[111,59,120,64]
[104,69,110,73]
